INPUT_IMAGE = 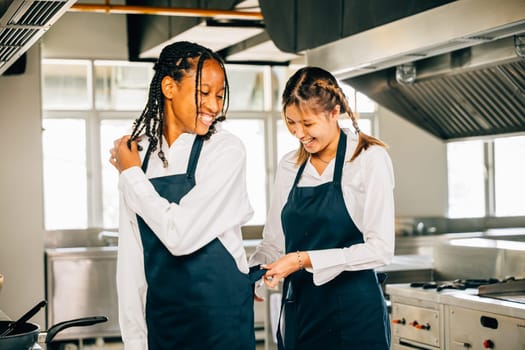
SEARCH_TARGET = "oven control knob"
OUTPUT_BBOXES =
[392,318,406,325]
[482,339,494,349]
[416,323,431,330]
[409,320,418,327]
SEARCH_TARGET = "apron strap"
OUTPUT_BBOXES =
[276,278,295,350]
[141,140,155,173]
[291,161,307,189]
[140,135,204,175]
[186,135,204,179]
[333,130,347,186]
[289,129,347,192]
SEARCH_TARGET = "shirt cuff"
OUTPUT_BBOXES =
[119,166,145,188]
[308,249,346,286]
[118,166,145,191]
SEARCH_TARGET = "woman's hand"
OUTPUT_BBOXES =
[109,135,141,173]
[262,251,310,289]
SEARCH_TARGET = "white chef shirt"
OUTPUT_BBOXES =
[116,129,253,350]
[249,129,395,286]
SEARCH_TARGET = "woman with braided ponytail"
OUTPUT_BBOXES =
[250,66,394,349]
[109,41,257,350]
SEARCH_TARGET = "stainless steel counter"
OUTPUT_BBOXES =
[378,254,434,286]
[44,229,524,346]
[45,247,120,340]
[433,234,525,281]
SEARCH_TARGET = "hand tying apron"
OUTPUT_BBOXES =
[137,136,255,350]
[277,130,390,350]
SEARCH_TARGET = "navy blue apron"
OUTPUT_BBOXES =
[277,130,390,350]
[137,136,256,350]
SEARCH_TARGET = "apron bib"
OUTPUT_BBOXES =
[137,136,255,350]
[278,130,390,350]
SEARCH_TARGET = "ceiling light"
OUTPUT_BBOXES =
[396,63,417,84]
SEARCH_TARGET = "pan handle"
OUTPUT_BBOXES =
[45,316,108,344]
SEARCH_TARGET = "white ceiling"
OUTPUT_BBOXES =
[138,0,302,64]
[140,22,265,58]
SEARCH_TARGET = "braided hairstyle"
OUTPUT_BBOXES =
[282,66,386,165]
[129,41,229,167]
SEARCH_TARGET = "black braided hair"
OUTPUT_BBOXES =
[128,41,229,167]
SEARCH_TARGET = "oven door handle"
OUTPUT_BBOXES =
[451,340,473,348]
[399,338,437,349]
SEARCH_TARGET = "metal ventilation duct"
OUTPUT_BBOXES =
[301,0,525,139]
[306,0,525,80]
[346,39,525,140]
[0,0,76,75]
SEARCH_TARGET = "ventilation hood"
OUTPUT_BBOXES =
[304,0,525,140]
[0,0,76,76]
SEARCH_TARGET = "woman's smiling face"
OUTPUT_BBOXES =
[166,58,225,136]
[284,103,340,155]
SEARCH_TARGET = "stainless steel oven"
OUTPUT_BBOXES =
[387,281,525,350]
[445,304,525,349]
[388,284,447,349]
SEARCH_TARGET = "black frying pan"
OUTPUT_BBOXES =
[0,300,47,337]
[0,316,108,350]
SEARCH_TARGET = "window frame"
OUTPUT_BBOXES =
[446,132,525,219]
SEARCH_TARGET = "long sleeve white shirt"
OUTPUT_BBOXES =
[116,129,253,350]
[250,130,395,286]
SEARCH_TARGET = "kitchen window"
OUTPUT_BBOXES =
[447,135,525,218]
[41,60,377,230]
[493,136,525,216]
[42,118,88,229]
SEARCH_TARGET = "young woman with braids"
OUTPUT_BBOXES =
[109,41,258,350]
[249,66,394,349]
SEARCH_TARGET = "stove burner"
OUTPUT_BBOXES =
[410,278,500,291]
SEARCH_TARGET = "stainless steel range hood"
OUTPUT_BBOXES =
[0,0,76,76]
[306,0,525,80]
[305,0,525,140]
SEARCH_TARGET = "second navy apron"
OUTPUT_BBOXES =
[137,136,255,350]
[278,130,390,350]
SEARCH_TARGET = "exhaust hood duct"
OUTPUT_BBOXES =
[306,0,525,79]
[305,0,525,79]
[299,0,525,140]
[346,40,525,140]
[0,0,76,76]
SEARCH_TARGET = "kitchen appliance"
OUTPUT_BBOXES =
[0,300,47,337]
[387,280,525,349]
[478,278,525,304]
[0,316,108,350]
[45,247,120,340]
[304,0,525,140]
